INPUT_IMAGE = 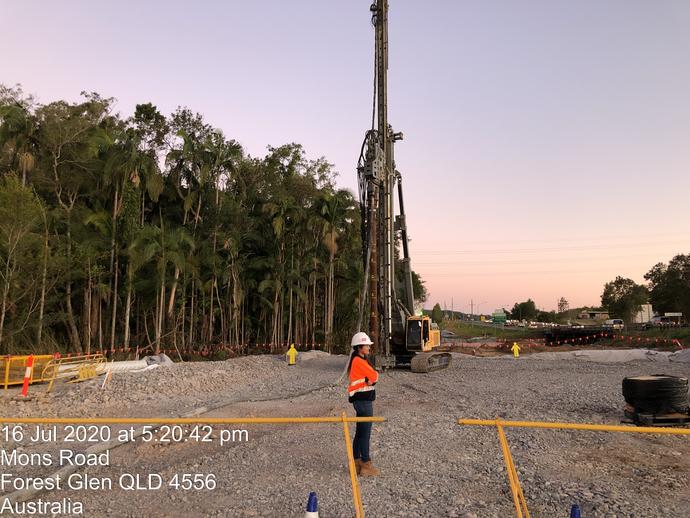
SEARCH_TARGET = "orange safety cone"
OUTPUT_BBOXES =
[21,355,34,397]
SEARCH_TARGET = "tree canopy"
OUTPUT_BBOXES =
[644,254,690,319]
[431,303,443,325]
[601,276,648,323]
[557,297,569,314]
[509,299,538,321]
[0,85,429,356]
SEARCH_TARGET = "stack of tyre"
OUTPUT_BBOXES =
[622,375,689,414]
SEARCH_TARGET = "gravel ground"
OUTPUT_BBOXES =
[0,351,346,420]
[1,351,689,517]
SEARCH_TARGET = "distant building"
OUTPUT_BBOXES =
[633,304,654,324]
[492,309,507,324]
[664,312,684,324]
[577,309,610,320]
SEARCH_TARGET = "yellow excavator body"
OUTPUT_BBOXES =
[405,315,440,352]
[406,316,452,372]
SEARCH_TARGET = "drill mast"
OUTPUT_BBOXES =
[357,0,413,368]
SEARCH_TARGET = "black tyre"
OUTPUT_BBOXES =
[622,375,689,414]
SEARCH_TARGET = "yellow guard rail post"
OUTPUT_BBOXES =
[342,412,364,518]
[0,415,384,518]
[458,418,690,518]
[496,422,530,518]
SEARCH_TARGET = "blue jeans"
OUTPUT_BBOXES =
[352,399,373,462]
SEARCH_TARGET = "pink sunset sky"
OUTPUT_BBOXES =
[2,1,689,312]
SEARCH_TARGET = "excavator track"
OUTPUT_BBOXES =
[410,352,452,373]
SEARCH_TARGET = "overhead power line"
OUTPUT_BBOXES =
[413,239,689,255]
[414,252,665,266]
[418,268,629,277]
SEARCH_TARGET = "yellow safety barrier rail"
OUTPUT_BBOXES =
[458,418,690,435]
[1,355,55,390]
[0,415,386,518]
[496,422,530,518]
[457,418,690,517]
[41,353,106,392]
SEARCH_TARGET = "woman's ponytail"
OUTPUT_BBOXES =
[347,349,358,374]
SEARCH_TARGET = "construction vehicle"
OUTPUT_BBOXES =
[356,0,451,373]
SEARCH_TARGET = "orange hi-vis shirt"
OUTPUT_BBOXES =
[348,355,379,401]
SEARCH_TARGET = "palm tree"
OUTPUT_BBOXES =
[0,89,372,357]
[0,103,37,185]
[317,189,354,350]
[129,224,194,353]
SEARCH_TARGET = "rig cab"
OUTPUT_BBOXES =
[406,316,441,352]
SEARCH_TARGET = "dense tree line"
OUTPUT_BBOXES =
[504,299,557,323]
[602,254,690,323]
[644,254,690,320]
[0,85,399,356]
[509,255,690,325]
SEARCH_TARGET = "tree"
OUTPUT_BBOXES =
[536,310,558,323]
[33,95,113,353]
[0,84,403,356]
[601,276,648,324]
[0,175,42,351]
[431,303,443,325]
[510,299,537,321]
[557,297,569,314]
[644,255,690,319]
[411,271,428,305]
[129,224,194,354]
[0,101,37,185]
[318,189,353,350]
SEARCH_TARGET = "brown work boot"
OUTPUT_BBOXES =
[354,459,362,475]
[359,460,380,477]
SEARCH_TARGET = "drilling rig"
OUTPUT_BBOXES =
[357,0,452,373]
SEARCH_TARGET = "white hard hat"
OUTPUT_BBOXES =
[351,332,373,347]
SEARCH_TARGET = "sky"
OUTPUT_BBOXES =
[2,0,690,313]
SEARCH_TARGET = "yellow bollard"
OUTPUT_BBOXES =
[511,342,520,358]
[286,344,298,366]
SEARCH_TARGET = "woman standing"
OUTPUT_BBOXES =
[347,332,380,476]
